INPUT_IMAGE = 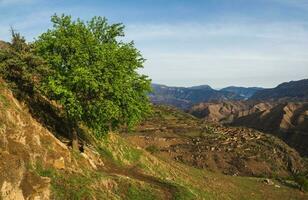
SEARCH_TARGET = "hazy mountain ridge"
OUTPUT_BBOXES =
[250,79,308,100]
[152,79,308,109]
[220,86,264,99]
[150,83,252,109]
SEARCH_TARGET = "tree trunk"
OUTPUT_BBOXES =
[71,127,79,151]
[67,114,79,151]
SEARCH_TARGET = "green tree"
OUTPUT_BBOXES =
[34,14,151,150]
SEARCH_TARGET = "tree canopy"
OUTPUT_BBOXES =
[34,14,151,140]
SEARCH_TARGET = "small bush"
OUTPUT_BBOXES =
[145,145,160,154]
[295,175,308,192]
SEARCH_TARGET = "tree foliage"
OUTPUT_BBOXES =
[34,14,151,138]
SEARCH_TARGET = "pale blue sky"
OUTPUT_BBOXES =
[0,0,308,88]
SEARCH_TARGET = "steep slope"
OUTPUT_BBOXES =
[220,86,264,99]
[151,84,242,109]
[232,102,308,156]
[250,79,308,100]
[1,80,308,199]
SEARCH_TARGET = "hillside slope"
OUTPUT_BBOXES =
[0,80,307,199]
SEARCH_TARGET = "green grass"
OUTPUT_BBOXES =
[51,173,94,200]
[98,134,143,166]
[31,162,109,200]
[171,183,196,200]
[0,94,9,108]
[125,184,159,200]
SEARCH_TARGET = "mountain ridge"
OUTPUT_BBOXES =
[151,83,251,109]
[220,86,264,99]
[250,79,308,100]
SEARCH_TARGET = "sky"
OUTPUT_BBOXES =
[0,0,308,88]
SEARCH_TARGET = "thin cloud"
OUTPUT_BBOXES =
[126,22,308,42]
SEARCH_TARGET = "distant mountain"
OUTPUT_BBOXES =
[189,85,213,90]
[250,79,308,100]
[220,86,264,99]
[150,83,242,109]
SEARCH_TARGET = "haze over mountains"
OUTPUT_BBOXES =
[221,86,264,99]
[151,79,308,109]
[251,79,308,101]
[150,83,263,109]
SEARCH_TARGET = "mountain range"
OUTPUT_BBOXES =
[150,84,263,109]
[151,79,308,109]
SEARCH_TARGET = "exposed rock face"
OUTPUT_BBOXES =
[0,79,115,199]
[53,157,65,170]
[0,81,69,200]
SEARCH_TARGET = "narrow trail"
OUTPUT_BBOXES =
[101,161,178,200]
